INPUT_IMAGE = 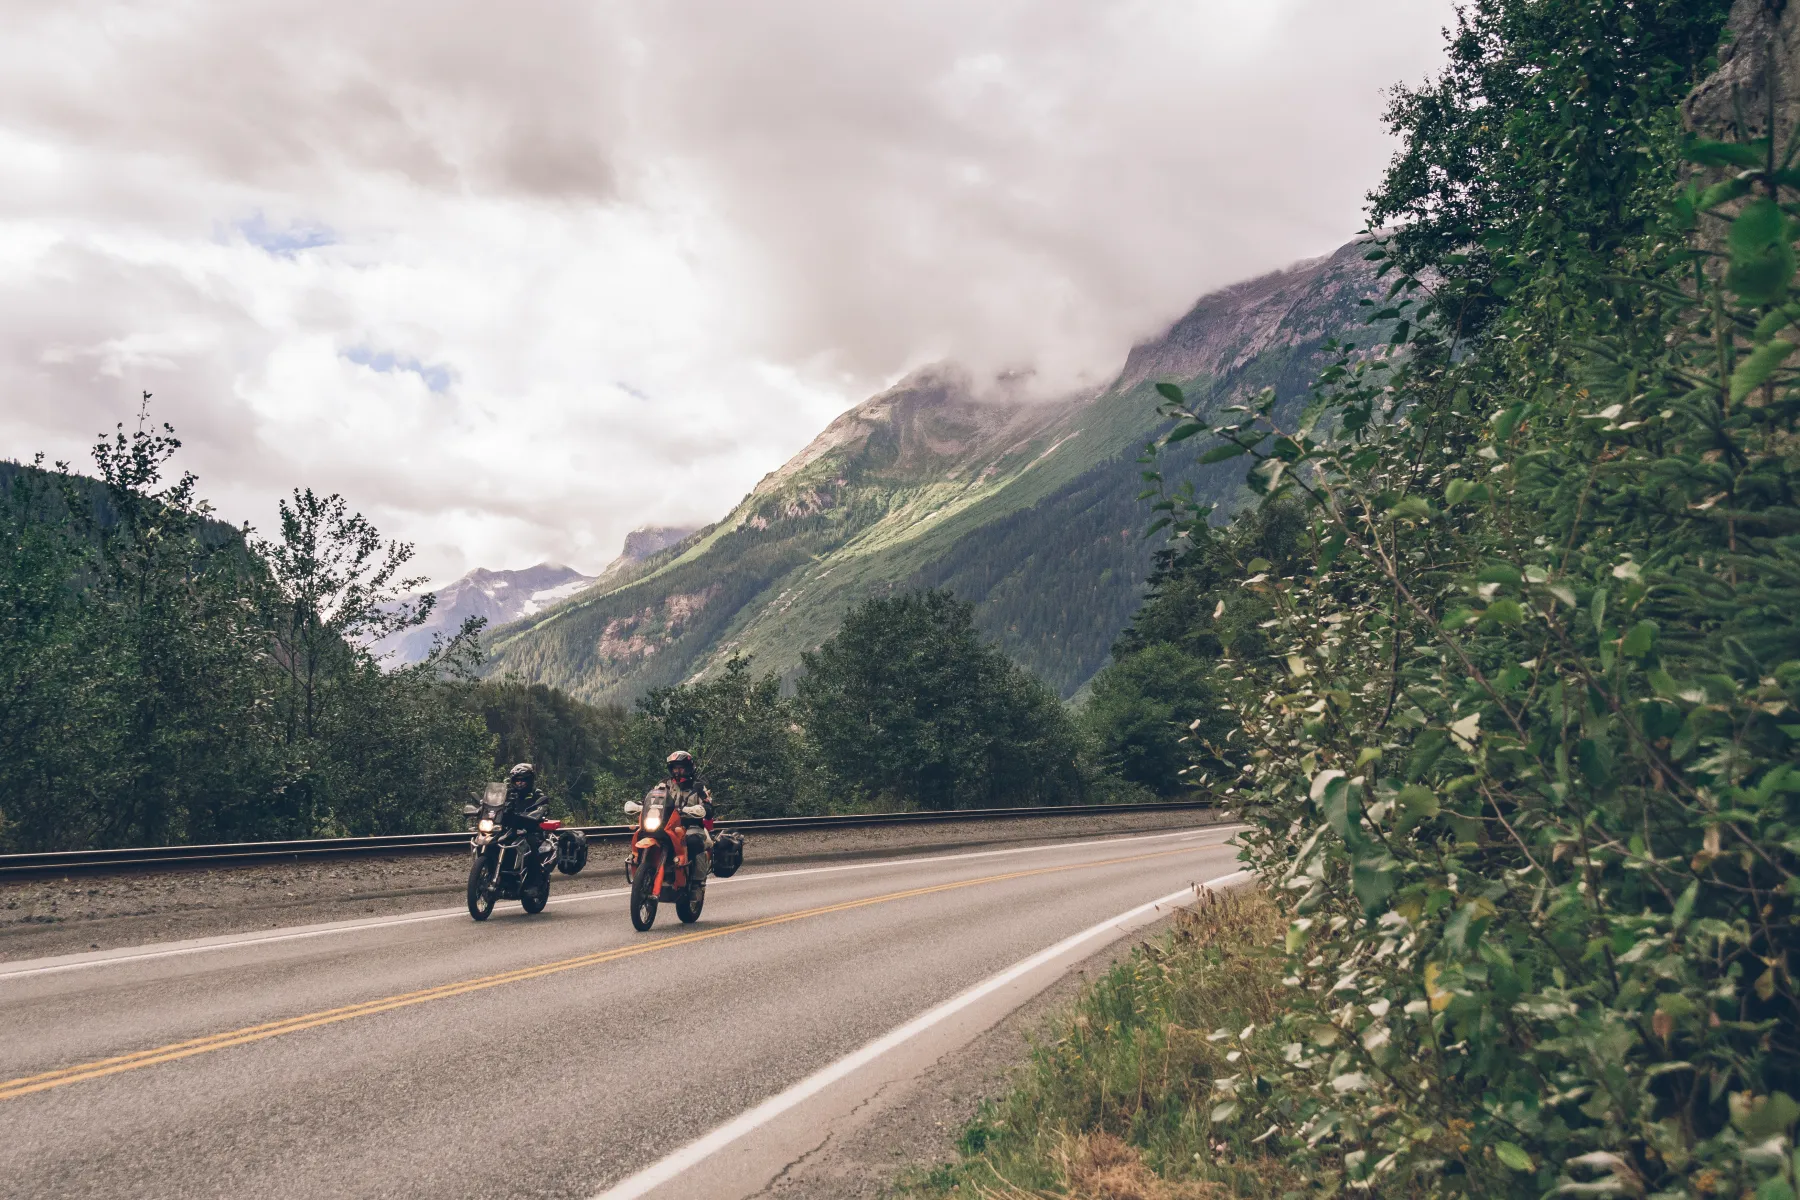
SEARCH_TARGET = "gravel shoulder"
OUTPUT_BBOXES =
[0,810,1234,962]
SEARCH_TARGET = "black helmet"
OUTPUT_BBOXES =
[666,750,695,780]
[507,762,536,789]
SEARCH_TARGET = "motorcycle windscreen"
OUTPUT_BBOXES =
[484,782,507,806]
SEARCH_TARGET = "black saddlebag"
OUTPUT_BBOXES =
[555,829,589,875]
[711,831,745,878]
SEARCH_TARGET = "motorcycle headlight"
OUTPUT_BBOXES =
[478,818,495,833]
[643,810,662,832]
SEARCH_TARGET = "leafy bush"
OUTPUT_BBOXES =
[1127,2,1800,1192]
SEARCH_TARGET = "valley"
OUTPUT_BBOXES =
[483,237,1380,704]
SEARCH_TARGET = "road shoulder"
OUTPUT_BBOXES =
[751,920,1164,1199]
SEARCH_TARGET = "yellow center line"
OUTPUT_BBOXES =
[0,844,1207,1102]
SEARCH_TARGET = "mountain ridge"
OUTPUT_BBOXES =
[483,238,1380,703]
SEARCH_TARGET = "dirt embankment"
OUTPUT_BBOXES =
[0,810,1236,963]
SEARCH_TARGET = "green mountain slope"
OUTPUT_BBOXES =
[484,238,1379,704]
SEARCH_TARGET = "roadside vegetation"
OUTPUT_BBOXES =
[1,421,1104,848]
[494,589,1090,823]
[0,412,490,852]
[913,1,1800,1197]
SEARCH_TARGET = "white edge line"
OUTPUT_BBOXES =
[0,826,1242,982]
[591,868,1254,1200]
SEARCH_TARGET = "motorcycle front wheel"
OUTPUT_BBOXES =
[676,883,704,925]
[630,847,660,931]
[520,872,549,914]
[467,858,496,921]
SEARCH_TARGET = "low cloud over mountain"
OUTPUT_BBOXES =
[0,1,1452,581]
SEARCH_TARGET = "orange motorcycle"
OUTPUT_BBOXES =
[625,790,705,931]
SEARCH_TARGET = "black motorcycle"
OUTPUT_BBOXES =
[465,783,579,921]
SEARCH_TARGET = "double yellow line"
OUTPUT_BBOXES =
[0,844,1204,1102]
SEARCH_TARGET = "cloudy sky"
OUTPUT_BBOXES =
[2,0,1454,583]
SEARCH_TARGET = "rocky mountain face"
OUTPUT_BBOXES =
[377,524,701,667]
[482,237,1381,704]
[620,526,694,562]
[375,563,597,666]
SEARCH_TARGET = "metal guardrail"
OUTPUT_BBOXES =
[0,801,1223,878]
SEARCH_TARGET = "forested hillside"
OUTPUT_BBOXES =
[0,410,492,852]
[485,239,1381,703]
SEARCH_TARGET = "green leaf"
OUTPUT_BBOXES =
[1154,382,1185,404]
[1577,738,1612,788]
[1197,441,1247,463]
[1248,457,1286,494]
[1621,620,1658,658]
[1727,199,1797,303]
[1592,586,1609,634]
[1731,337,1797,403]
[1732,1091,1800,1140]
[1494,1142,1535,1173]
[1699,176,1753,210]
[1165,422,1208,444]
[1491,404,1526,441]
[1353,858,1395,912]
[1752,302,1800,342]
[1387,496,1431,522]
[1483,598,1524,626]
[1321,775,1363,849]
[1685,138,1768,168]
[1730,197,1786,258]
[1394,784,1438,834]
[1673,879,1699,928]
[1477,563,1523,586]
[1246,557,1272,573]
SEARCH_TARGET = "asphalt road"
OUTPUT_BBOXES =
[0,826,1241,1200]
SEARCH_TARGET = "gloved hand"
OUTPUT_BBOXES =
[681,803,708,820]
[624,800,642,816]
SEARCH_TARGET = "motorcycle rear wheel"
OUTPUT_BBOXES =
[630,848,660,931]
[467,859,496,921]
[676,884,704,924]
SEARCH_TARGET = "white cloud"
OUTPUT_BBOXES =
[0,0,1453,582]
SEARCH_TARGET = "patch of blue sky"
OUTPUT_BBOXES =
[343,345,455,394]
[237,212,336,257]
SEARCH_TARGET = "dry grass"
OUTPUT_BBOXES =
[901,886,1314,1200]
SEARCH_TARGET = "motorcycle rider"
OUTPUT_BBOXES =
[628,751,715,876]
[502,762,555,866]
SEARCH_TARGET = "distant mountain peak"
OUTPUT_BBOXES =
[484,237,1382,704]
[620,526,695,563]
[374,562,596,666]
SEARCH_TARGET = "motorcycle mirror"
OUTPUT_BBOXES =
[462,804,479,815]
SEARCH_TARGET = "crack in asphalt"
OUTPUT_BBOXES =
[751,1075,906,1198]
